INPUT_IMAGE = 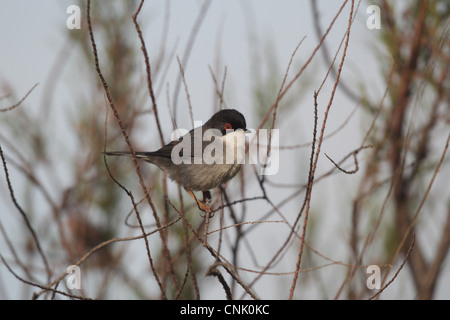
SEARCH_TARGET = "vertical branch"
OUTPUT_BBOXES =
[133,1,181,295]
[0,145,51,282]
[341,0,449,299]
[387,131,450,299]
[132,0,165,146]
[86,0,168,299]
[172,0,211,120]
[387,0,437,299]
[177,56,195,128]
[289,0,355,299]
[262,36,305,181]
[242,1,354,296]
[288,91,318,299]
[255,0,349,132]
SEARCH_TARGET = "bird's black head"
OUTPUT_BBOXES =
[206,109,247,135]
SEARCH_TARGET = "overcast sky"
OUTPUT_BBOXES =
[2,0,447,299]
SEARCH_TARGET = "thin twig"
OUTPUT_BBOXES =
[172,0,211,120]
[132,0,165,146]
[255,0,349,132]
[86,0,167,299]
[205,264,232,300]
[289,0,355,299]
[0,145,51,281]
[369,234,415,300]
[0,83,39,112]
[324,145,374,175]
[384,131,450,288]
[34,218,181,300]
[0,253,89,300]
[177,56,194,128]
[166,196,259,299]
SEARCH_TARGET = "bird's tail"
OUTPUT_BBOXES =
[103,151,151,160]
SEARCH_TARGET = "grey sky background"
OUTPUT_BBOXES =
[1,1,448,299]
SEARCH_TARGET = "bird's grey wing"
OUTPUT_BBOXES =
[145,140,179,159]
[106,127,214,162]
[154,128,211,159]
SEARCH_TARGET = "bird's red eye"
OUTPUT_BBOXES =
[224,123,232,130]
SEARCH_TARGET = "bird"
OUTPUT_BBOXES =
[105,109,248,213]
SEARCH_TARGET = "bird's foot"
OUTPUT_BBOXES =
[197,201,212,216]
[187,190,213,217]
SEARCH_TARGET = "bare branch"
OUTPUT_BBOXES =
[0,83,38,112]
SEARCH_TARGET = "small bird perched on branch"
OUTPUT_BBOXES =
[105,109,248,213]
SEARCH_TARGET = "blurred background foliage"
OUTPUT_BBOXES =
[0,0,449,299]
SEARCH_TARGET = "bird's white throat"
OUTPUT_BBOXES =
[170,128,246,165]
[202,129,246,165]
[222,129,246,164]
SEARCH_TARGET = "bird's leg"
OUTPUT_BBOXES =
[186,190,211,215]
[202,191,211,205]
